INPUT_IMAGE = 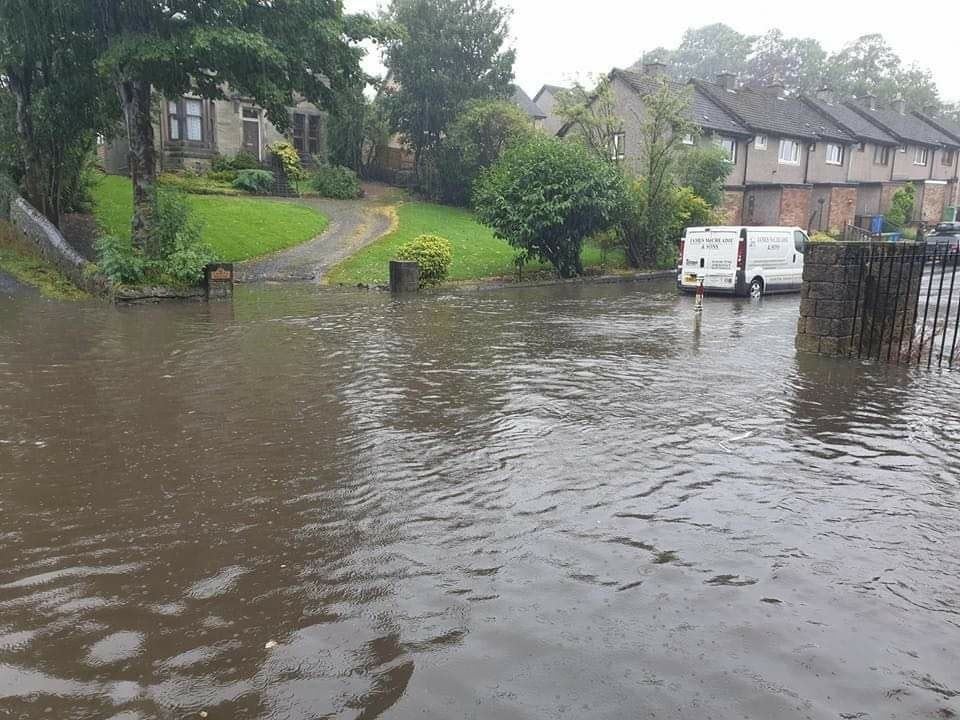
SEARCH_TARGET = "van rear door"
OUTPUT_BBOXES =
[680,229,740,291]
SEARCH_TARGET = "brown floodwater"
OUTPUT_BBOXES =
[1,280,958,719]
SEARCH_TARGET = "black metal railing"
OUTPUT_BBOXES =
[849,242,960,369]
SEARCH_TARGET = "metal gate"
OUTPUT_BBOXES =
[849,242,960,369]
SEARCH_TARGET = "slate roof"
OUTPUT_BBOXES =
[533,84,566,103]
[613,70,751,137]
[511,86,546,120]
[694,80,855,142]
[912,111,960,145]
[800,96,899,145]
[844,103,959,147]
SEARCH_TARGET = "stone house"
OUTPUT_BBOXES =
[102,91,326,175]
[533,84,569,137]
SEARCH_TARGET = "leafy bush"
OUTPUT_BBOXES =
[98,188,214,285]
[810,232,835,242]
[886,182,915,228]
[396,234,453,287]
[676,145,733,208]
[212,151,261,173]
[474,135,626,278]
[159,173,239,196]
[232,168,275,194]
[95,233,146,284]
[310,164,362,199]
[206,169,238,183]
[269,141,307,185]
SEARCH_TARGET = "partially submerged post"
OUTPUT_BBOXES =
[205,262,234,300]
[389,260,419,293]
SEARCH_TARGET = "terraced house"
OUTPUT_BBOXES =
[565,63,960,232]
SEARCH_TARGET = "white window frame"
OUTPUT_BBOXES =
[715,136,736,163]
[610,131,626,161]
[681,133,695,146]
[873,145,890,166]
[913,146,929,166]
[899,145,907,153]
[754,135,767,150]
[185,98,203,142]
[778,139,801,165]
[825,143,844,166]
[241,107,262,161]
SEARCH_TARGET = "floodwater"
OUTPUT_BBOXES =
[1,281,958,720]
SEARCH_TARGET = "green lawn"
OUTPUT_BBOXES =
[92,174,328,262]
[326,201,626,285]
[0,222,88,300]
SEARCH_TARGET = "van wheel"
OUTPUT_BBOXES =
[749,278,764,298]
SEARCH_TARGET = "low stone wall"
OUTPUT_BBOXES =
[9,197,110,295]
[797,241,922,358]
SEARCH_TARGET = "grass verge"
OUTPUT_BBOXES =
[326,200,627,285]
[0,221,89,300]
[92,174,329,262]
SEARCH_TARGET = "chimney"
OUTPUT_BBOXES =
[642,61,668,77]
[764,81,785,98]
[892,97,906,114]
[815,86,835,104]
[922,103,938,117]
[857,93,877,111]
[716,72,736,91]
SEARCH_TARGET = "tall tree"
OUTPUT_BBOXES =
[637,24,754,81]
[382,0,515,179]
[93,0,378,255]
[0,0,116,225]
[825,34,939,108]
[745,30,826,93]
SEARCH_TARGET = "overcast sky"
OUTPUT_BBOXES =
[345,0,960,104]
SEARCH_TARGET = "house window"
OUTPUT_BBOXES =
[754,135,767,150]
[825,143,844,165]
[859,142,866,152]
[167,97,205,143]
[185,99,203,142]
[873,145,890,166]
[681,133,694,145]
[715,136,736,163]
[943,149,956,166]
[610,132,626,161]
[291,112,322,155]
[778,139,801,165]
[913,147,929,166]
[899,145,907,153]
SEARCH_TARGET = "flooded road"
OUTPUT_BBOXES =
[1,281,958,719]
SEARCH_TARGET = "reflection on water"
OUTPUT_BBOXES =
[1,281,958,719]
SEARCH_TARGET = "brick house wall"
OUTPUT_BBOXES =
[780,186,812,227]
[827,186,857,233]
[720,190,743,224]
[920,182,947,223]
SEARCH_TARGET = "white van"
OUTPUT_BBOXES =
[677,226,808,297]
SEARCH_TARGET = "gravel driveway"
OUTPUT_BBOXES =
[236,183,398,283]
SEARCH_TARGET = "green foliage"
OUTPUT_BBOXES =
[431,98,534,205]
[810,232,836,242]
[396,234,453,286]
[676,145,732,208]
[95,233,146,284]
[206,170,239,183]
[269,141,307,185]
[473,135,626,278]
[383,0,515,176]
[212,151,261,173]
[310,165,362,199]
[328,90,391,175]
[886,183,916,228]
[232,169,275,194]
[0,173,19,220]
[158,173,240,196]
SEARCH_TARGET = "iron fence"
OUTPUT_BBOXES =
[849,242,960,369]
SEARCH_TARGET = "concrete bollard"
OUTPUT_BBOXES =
[204,262,234,300]
[389,260,419,292]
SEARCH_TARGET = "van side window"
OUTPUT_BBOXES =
[794,231,807,254]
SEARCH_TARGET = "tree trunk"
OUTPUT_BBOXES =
[118,79,156,256]
[8,69,62,226]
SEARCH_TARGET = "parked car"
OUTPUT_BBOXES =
[925,223,960,257]
[677,226,807,298]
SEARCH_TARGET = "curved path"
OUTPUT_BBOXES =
[236,183,398,284]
